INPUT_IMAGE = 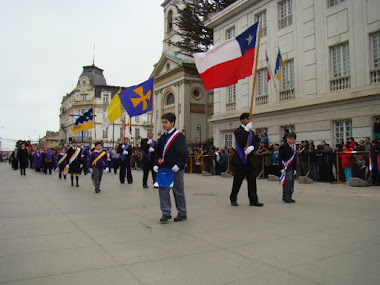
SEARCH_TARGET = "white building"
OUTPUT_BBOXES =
[59,65,152,147]
[205,0,380,147]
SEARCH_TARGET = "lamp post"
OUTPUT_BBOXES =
[196,123,202,144]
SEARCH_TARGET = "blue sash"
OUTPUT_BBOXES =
[235,131,253,165]
[143,140,155,161]
[154,168,174,188]
[119,144,129,161]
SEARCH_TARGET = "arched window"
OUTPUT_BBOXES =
[167,10,173,32]
[165,93,175,106]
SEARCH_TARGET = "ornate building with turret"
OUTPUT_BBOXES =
[59,65,152,147]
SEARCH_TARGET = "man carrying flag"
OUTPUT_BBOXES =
[65,140,82,187]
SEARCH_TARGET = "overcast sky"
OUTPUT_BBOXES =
[0,0,164,150]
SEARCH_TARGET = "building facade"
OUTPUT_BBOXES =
[59,65,152,147]
[152,0,212,144]
[205,0,380,148]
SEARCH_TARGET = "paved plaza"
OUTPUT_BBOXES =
[0,163,379,285]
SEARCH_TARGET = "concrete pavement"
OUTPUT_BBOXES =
[0,163,379,284]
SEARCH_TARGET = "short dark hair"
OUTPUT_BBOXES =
[287,132,296,139]
[95,141,102,147]
[239,113,250,121]
[161,112,176,122]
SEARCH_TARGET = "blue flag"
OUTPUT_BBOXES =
[70,107,94,132]
[119,78,154,118]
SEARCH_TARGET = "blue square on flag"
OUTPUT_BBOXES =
[119,77,154,118]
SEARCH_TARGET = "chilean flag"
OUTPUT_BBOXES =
[194,22,259,90]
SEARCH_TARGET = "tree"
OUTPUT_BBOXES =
[172,0,237,56]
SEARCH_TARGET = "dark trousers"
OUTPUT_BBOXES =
[143,161,156,186]
[119,162,133,183]
[113,159,119,174]
[230,165,258,204]
[92,167,103,191]
[19,161,26,175]
[283,170,294,201]
[44,162,52,174]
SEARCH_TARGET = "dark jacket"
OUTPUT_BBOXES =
[141,138,156,163]
[17,148,28,162]
[89,150,108,169]
[117,143,132,166]
[154,129,188,170]
[279,143,296,171]
[230,126,260,170]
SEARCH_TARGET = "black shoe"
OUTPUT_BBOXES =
[250,202,264,207]
[174,215,187,222]
[121,181,125,184]
[290,199,296,203]
[230,201,239,206]
[128,182,133,184]
[159,215,172,224]
[95,190,100,193]
[76,184,79,187]
[284,200,292,203]
[143,185,149,189]
[71,183,74,187]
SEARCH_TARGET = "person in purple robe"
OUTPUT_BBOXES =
[43,147,53,175]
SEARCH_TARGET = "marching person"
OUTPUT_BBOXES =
[56,147,67,179]
[279,132,297,203]
[43,147,53,175]
[111,144,120,174]
[89,141,109,193]
[153,113,188,224]
[18,143,28,176]
[141,131,156,188]
[66,140,82,187]
[229,113,263,207]
[117,137,133,184]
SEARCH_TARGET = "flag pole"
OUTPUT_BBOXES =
[150,75,155,136]
[245,20,262,154]
[93,105,96,142]
[248,19,262,122]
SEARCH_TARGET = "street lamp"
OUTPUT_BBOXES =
[196,123,202,144]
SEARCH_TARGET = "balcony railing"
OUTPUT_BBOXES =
[330,76,351,92]
[370,69,380,84]
[279,88,295,101]
[255,94,268,105]
[226,102,236,111]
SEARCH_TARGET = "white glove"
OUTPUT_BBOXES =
[106,167,109,173]
[149,147,155,152]
[293,170,296,176]
[89,168,92,173]
[244,146,254,155]
[81,155,84,158]
[172,165,180,172]
[281,169,285,176]
[121,145,125,149]
[147,139,152,144]
[153,165,159,173]
[80,164,83,168]
[66,164,69,169]
[123,150,128,155]
[244,122,253,132]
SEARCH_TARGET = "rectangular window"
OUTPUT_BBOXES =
[370,32,380,83]
[81,94,87,101]
[330,43,351,91]
[102,127,108,138]
[135,128,140,140]
[224,132,234,149]
[278,0,292,29]
[328,0,345,8]
[255,11,267,37]
[103,95,109,103]
[256,69,268,105]
[282,60,294,90]
[334,119,352,144]
[226,85,236,111]
[146,112,151,123]
[135,115,140,123]
[225,27,235,40]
